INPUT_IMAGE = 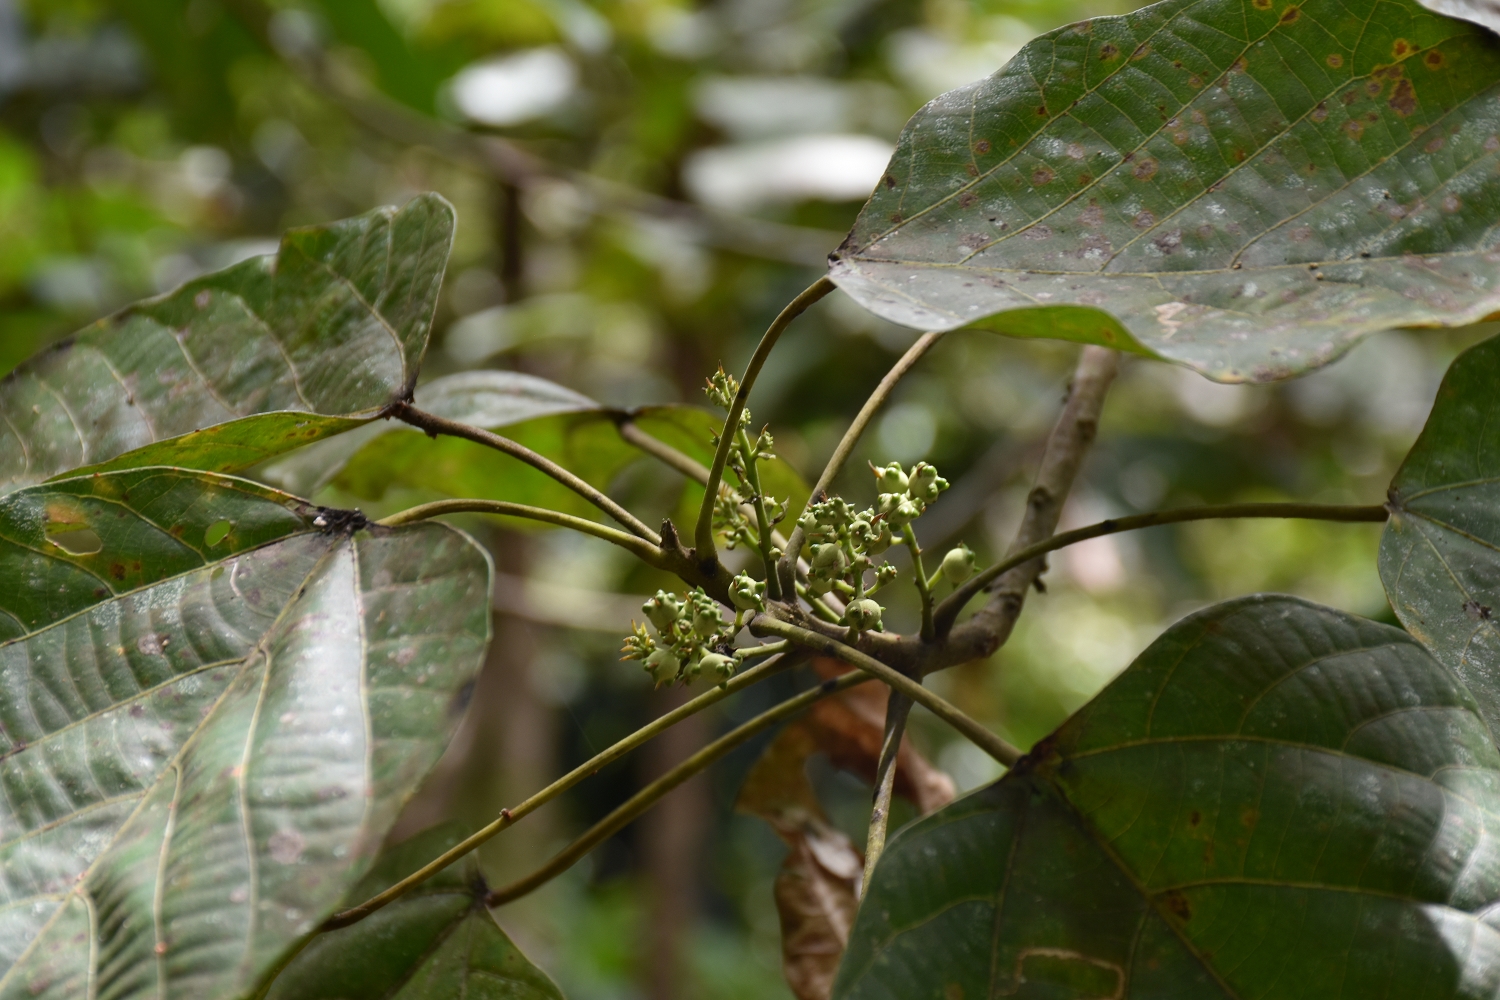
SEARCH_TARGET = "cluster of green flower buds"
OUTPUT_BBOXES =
[705,366,787,555]
[872,461,950,527]
[621,587,738,685]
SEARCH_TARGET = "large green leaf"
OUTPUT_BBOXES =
[831,0,1500,383]
[0,468,491,1000]
[837,596,1500,998]
[265,824,564,1000]
[0,194,454,494]
[1380,332,1500,735]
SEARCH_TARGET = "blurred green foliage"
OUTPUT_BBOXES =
[3,0,1491,994]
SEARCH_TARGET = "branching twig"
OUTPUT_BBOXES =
[379,499,666,565]
[323,653,799,930]
[389,402,659,543]
[752,617,1020,765]
[933,347,1119,654]
[486,668,870,907]
[778,331,946,594]
[694,277,835,566]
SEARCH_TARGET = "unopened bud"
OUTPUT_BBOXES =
[846,598,884,632]
[642,591,683,634]
[940,544,976,584]
[908,463,950,503]
[699,652,736,680]
[886,499,922,527]
[872,461,909,494]
[810,543,847,578]
[729,573,766,612]
[644,647,680,683]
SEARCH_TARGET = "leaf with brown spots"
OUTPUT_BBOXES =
[0,194,454,494]
[836,596,1500,997]
[0,467,491,1000]
[830,0,1500,382]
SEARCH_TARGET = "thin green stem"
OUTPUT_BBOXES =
[934,501,1389,634]
[737,428,782,600]
[322,653,796,930]
[695,277,834,566]
[902,524,934,642]
[487,668,869,907]
[778,330,945,595]
[390,402,660,544]
[753,616,1020,765]
[616,418,712,482]
[736,639,789,661]
[378,500,665,566]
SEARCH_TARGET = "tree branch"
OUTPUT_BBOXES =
[323,652,799,930]
[778,330,946,594]
[389,402,659,543]
[932,347,1119,651]
[862,690,912,892]
[752,617,1020,765]
[695,277,835,564]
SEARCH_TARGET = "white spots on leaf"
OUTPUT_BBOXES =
[267,828,305,865]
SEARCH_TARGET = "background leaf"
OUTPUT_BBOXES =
[1381,331,1500,733]
[266,823,565,1000]
[308,396,810,532]
[0,468,491,1000]
[832,0,1500,383]
[837,596,1500,999]
[0,194,454,494]
[260,369,603,498]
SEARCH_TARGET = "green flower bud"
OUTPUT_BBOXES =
[940,544,976,584]
[642,591,683,634]
[846,598,884,632]
[872,461,909,494]
[699,652,736,680]
[810,542,847,578]
[852,518,892,556]
[729,573,766,612]
[874,562,899,588]
[644,647,680,683]
[908,463,950,503]
[887,499,923,527]
[877,492,904,516]
[691,600,726,638]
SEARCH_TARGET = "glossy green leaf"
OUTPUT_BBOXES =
[266,824,564,1000]
[1380,332,1500,734]
[837,595,1500,998]
[0,193,454,494]
[831,0,1500,383]
[0,468,491,1000]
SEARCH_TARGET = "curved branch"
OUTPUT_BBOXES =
[323,652,799,930]
[777,330,946,593]
[934,501,1390,629]
[694,277,835,563]
[389,402,659,543]
[378,499,666,565]
[752,616,1020,765]
[486,667,869,907]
